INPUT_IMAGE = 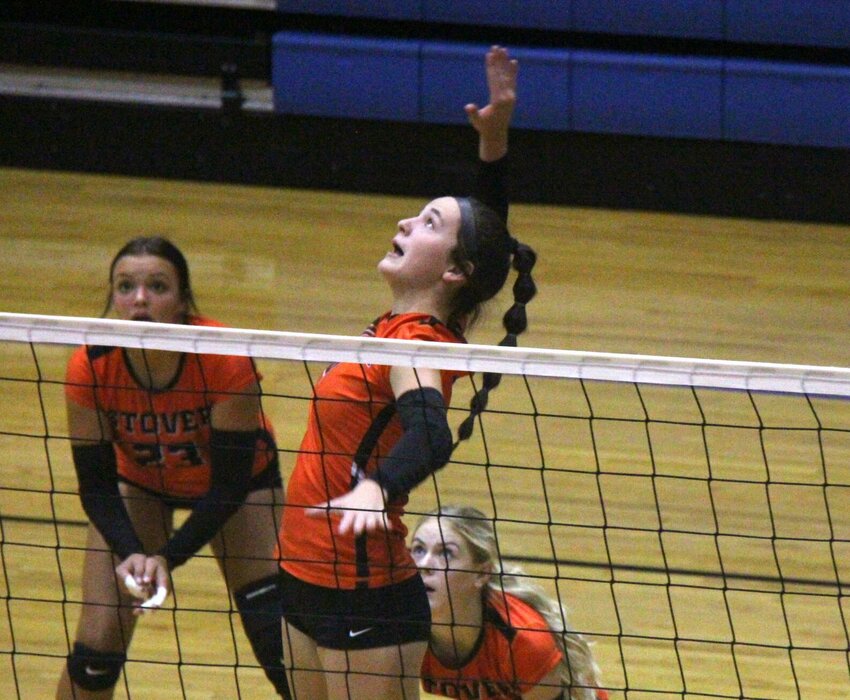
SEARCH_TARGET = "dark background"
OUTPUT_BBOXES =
[1,1,848,223]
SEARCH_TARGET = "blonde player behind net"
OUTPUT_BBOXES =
[412,506,609,700]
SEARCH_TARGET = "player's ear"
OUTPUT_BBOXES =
[444,262,473,285]
[474,562,492,589]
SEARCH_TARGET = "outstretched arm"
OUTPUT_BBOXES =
[465,45,518,163]
[467,46,518,222]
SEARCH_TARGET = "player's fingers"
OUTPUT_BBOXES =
[336,509,354,536]
[359,511,390,535]
[305,502,332,517]
[143,556,164,586]
[465,104,482,129]
[123,573,147,599]
[153,565,169,593]
[141,584,168,612]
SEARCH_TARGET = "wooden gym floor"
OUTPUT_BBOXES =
[0,166,848,698]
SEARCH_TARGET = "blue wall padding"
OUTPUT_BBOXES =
[724,60,850,147]
[275,0,850,48]
[420,43,571,130]
[421,1,515,27]
[271,32,420,121]
[271,31,850,147]
[571,51,723,139]
[572,0,724,40]
[275,0,421,21]
[421,1,572,30]
[726,0,850,49]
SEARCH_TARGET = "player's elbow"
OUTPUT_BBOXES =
[425,421,454,469]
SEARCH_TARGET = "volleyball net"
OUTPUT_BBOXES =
[1,311,848,699]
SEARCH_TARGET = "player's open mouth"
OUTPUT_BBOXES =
[132,314,153,322]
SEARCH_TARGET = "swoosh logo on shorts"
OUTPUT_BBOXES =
[244,584,276,600]
[85,666,110,676]
[348,627,374,638]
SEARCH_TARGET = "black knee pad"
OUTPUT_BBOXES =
[67,642,126,692]
[235,574,291,699]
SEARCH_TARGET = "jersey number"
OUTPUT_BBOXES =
[133,442,203,468]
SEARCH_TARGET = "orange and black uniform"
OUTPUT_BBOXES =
[65,315,290,698]
[276,156,508,650]
[65,315,279,565]
[422,591,609,700]
[276,312,466,649]
[278,313,465,590]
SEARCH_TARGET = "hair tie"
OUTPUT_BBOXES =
[509,236,519,255]
[456,197,477,261]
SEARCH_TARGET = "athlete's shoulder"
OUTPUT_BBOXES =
[484,591,563,682]
[187,315,226,329]
[183,316,262,388]
[486,591,552,640]
[85,345,117,362]
[67,344,117,372]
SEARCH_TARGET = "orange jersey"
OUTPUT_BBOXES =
[65,315,276,499]
[278,312,466,589]
[421,591,564,699]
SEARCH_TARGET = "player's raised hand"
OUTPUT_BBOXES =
[464,45,519,161]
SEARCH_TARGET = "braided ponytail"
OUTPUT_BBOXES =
[455,236,537,444]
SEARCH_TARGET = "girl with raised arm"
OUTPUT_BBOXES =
[276,46,538,700]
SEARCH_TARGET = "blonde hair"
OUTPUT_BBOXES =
[416,505,603,700]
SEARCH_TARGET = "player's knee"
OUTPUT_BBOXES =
[66,642,126,692]
[235,574,290,698]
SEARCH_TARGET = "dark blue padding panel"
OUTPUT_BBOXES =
[725,60,850,148]
[272,32,420,121]
[421,42,570,131]
[572,0,723,39]
[422,1,571,30]
[726,1,850,49]
[275,0,421,21]
[572,51,723,139]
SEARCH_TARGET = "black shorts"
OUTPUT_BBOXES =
[279,569,431,650]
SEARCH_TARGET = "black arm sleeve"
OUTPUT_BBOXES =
[473,155,509,223]
[158,429,255,570]
[72,442,145,560]
[370,387,454,501]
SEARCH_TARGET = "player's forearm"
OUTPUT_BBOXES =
[72,442,145,558]
[479,133,508,163]
[158,429,255,568]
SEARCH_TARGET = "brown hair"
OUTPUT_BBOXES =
[103,236,197,317]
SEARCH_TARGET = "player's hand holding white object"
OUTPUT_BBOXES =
[116,554,170,614]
